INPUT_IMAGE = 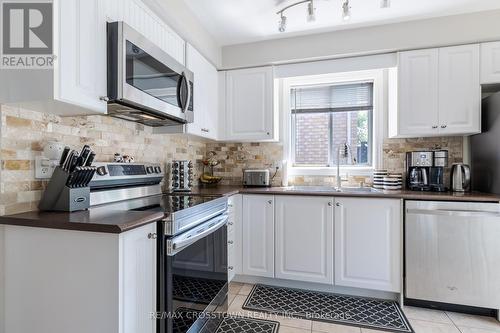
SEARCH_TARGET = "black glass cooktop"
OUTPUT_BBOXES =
[128,194,222,214]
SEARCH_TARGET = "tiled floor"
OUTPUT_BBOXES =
[227,283,500,333]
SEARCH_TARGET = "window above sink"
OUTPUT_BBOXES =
[280,69,387,177]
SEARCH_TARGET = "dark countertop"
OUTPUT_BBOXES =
[192,185,500,202]
[0,186,498,234]
[0,205,165,234]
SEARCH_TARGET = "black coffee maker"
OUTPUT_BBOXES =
[406,151,448,191]
[407,151,432,191]
[430,150,448,192]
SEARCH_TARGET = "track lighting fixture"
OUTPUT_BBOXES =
[277,0,315,32]
[342,0,351,21]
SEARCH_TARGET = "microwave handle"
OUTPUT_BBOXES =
[176,74,184,111]
[182,72,191,113]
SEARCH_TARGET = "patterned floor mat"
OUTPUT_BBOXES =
[242,284,413,333]
[215,316,279,333]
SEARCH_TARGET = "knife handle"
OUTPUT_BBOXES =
[85,152,96,166]
[59,147,71,167]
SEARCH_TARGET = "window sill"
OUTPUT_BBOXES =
[288,166,374,177]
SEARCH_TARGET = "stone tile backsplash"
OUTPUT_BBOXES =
[0,105,206,215]
[207,136,463,186]
[0,105,464,215]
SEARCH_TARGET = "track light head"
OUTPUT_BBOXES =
[342,0,351,21]
[380,0,390,8]
[307,0,316,22]
[278,13,287,32]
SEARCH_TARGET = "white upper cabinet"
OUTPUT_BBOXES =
[396,48,440,137]
[481,41,500,84]
[275,196,334,285]
[242,195,275,278]
[334,198,401,292]
[223,67,277,142]
[56,0,108,113]
[390,45,480,138]
[438,45,480,135]
[4,0,185,117]
[186,44,219,140]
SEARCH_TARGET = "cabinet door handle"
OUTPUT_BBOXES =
[432,125,438,129]
[228,222,234,226]
[148,233,157,239]
[441,125,447,129]
[228,266,234,270]
[99,96,109,102]
[228,240,234,245]
[268,200,272,204]
[201,128,210,133]
[328,202,332,206]
[266,132,270,136]
[335,202,341,207]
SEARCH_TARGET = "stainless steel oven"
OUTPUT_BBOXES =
[107,21,194,127]
[157,204,228,333]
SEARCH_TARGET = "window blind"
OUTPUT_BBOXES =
[291,82,373,114]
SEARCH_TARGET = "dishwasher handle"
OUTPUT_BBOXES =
[406,208,500,218]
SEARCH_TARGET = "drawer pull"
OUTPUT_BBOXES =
[228,240,234,245]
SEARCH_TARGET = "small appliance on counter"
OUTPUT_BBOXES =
[171,160,193,192]
[430,150,448,192]
[406,150,448,192]
[243,169,271,187]
[450,163,471,192]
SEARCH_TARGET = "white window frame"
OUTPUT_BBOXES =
[281,69,387,177]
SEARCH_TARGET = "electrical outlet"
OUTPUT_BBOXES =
[35,156,55,179]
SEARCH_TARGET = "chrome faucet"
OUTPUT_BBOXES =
[336,143,356,191]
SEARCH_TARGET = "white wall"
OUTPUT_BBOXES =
[221,10,500,69]
[143,0,221,67]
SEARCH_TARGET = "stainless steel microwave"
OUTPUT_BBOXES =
[106,21,194,127]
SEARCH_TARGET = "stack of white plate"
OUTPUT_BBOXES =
[383,173,403,191]
[373,169,388,189]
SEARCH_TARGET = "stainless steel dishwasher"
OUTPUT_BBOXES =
[405,200,500,312]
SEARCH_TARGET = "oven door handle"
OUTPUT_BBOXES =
[168,214,228,255]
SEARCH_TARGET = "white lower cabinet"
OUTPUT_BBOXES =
[275,196,334,284]
[227,194,243,281]
[120,223,157,333]
[242,195,275,278]
[334,198,402,292]
[1,223,157,333]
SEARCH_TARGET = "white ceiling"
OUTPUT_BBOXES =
[181,0,500,46]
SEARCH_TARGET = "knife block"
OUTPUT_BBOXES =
[39,167,90,212]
